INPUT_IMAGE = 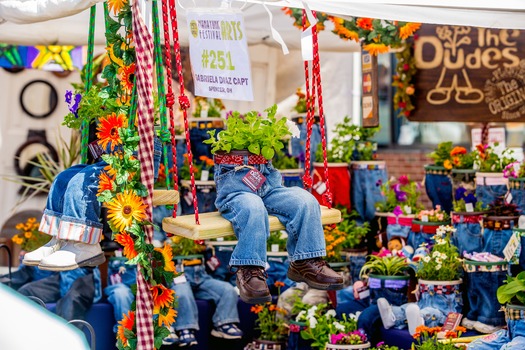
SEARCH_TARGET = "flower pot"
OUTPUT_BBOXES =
[368,274,410,306]
[312,162,351,210]
[475,172,508,207]
[279,168,304,188]
[287,320,311,350]
[344,248,368,285]
[409,220,451,249]
[180,180,217,215]
[350,161,387,221]
[417,279,463,314]
[251,338,286,350]
[450,211,486,257]
[424,165,453,213]
[483,215,519,258]
[325,342,371,349]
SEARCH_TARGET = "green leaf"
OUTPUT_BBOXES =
[261,146,274,160]
[248,143,260,155]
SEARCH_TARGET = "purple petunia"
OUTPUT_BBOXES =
[65,89,82,118]
[455,187,467,201]
[464,193,477,204]
[393,205,403,216]
[376,179,383,187]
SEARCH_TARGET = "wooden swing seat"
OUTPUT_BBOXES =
[162,206,341,240]
[152,189,180,206]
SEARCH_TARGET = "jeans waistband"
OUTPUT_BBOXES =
[506,306,525,321]
[451,213,484,224]
[214,151,268,165]
[509,178,525,190]
[410,222,448,234]
[419,282,460,295]
[387,216,413,226]
[369,276,408,289]
[463,261,508,273]
[424,167,451,176]
[483,217,518,231]
[475,174,508,186]
[350,161,386,170]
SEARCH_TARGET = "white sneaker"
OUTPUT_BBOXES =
[473,321,503,334]
[377,298,396,329]
[38,241,105,271]
[461,317,477,330]
[22,237,63,266]
[406,303,424,335]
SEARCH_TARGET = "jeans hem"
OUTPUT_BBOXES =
[174,324,200,332]
[230,259,266,268]
[291,249,326,262]
[40,211,62,237]
[477,316,506,327]
[215,318,241,327]
[57,217,103,244]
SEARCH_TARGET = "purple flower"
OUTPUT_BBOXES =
[330,333,345,344]
[395,190,407,202]
[465,193,477,204]
[376,179,382,187]
[376,342,385,347]
[65,90,82,118]
[455,187,467,201]
[393,205,403,216]
[64,90,72,104]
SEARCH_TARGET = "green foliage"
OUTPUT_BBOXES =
[267,231,287,252]
[170,237,206,257]
[428,142,453,167]
[272,148,299,170]
[497,271,525,305]
[360,255,409,278]
[203,105,291,160]
[475,143,516,173]
[62,85,114,130]
[337,207,370,249]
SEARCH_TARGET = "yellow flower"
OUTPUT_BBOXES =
[158,307,177,327]
[107,0,128,15]
[363,43,390,56]
[107,190,148,231]
[399,22,421,39]
[155,243,176,272]
[443,160,453,170]
[24,231,32,239]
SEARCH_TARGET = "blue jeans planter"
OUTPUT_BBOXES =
[418,279,463,314]
[463,260,508,327]
[483,216,519,258]
[408,220,451,250]
[451,212,485,257]
[424,165,453,213]
[287,321,311,350]
[476,172,509,208]
[368,274,409,306]
[345,248,368,285]
[386,215,414,242]
[450,169,476,194]
[351,161,387,222]
[180,180,217,215]
[279,169,304,189]
[206,240,237,286]
[509,178,525,214]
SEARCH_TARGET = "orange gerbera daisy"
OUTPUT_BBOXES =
[114,233,138,259]
[363,43,390,56]
[118,63,136,94]
[274,281,285,288]
[356,18,373,30]
[155,243,176,272]
[97,113,127,151]
[107,190,147,231]
[152,284,175,312]
[450,146,467,156]
[117,310,135,346]
[97,171,115,195]
[158,307,178,327]
[443,160,453,170]
[107,0,128,15]
[399,22,421,39]
[250,305,264,314]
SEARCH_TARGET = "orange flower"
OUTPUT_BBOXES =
[118,63,136,93]
[158,307,177,327]
[452,157,461,166]
[117,310,135,346]
[97,113,127,151]
[274,281,285,288]
[445,330,458,339]
[356,18,373,30]
[399,22,421,39]
[106,190,148,231]
[455,326,467,333]
[443,160,453,170]
[115,233,138,259]
[363,43,390,56]
[450,146,467,156]
[97,171,115,195]
[250,305,264,314]
[269,304,277,312]
[152,284,175,311]
[154,243,176,272]
[330,18,359,42]
[107,0,128,15]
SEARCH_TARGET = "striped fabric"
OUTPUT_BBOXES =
[131,1,156,348]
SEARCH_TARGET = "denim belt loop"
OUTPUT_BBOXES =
[243,155,249,165]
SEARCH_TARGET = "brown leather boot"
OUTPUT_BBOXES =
[235,266,272,304]
[287,258,344,290]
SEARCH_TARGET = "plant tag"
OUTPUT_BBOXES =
[358,287,370,300]
[506,192,513,204]
[216,237,224,242]
[200,170,209,181]
[465,203,474,212]
[438,312,463,338]
[313,181,327,195]
[271,244,279,252]
[421,215,429,222]
[504,233,520,262]
[404,205,412,214]
[109,273,122,285]
[206,255,220,272]
[184,191,193,206]
[173,274,187,285]
[242,168,266,192]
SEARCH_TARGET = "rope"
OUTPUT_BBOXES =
[160,0,180,216]
[302,9,313,190]
[80,5,97,164]
[167,0,200,224]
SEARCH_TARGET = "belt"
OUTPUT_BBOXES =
[410,222,447,234]
[350,161,386,170]
[387,216,413,226]
[483,217,518,231]
[419,282,461,295]
[214,151,268,165]
[506,306,525,321]
[463,261,508,273]
[451,213,484,224]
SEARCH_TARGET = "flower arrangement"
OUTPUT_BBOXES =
[11,217,51,252]
[203,105,293,160]
[360,253,410,278]
[416,225,462,281]
[375,175,422,214]
[337,207,370,250]
[415,205,450,223]
[324,225,347,263]
[427,142,453,168]
[299,303,360,350]
[448,146,476,170]
[192,96,225,118]
[251,281,288,342]
[475,143,516,173]
[412,325,467,350]
[392,41,417,118]
[453,186,485,213]
[281,8,329,32]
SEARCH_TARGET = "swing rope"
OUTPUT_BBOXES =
[80,5,97,164]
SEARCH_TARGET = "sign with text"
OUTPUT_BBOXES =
[412,24,525,122]
[187,9,253,101]
[361,51,379,127]
[471,127,506,152]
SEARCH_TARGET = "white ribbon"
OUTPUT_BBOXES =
[262,2,289,55]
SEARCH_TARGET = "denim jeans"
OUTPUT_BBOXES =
[391,304,446,329]
[172,263,239,330]
[351,164,387,222]
[386,217,413,242]
[104,257,136,332]
[214,159,326,267]
[483,223,515,258]
[368,275,409,306]
[418,281,462,314]
[424,170,453,213]
[206,243,237,286]
[180,181,217,215]
[346,250,367,285]
[476,176,508,207]
[467,329,511,350]
[408,222,442,250]
[1,264,55,290]
[468,307,525,349]
[464,261,507,326]
[40,137,162,244]
[452,214,483,257]
[509,180,525,214]
[280,170,304,189]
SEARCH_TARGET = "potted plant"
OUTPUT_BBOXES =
[338,207,370,284]
[249,282,289,349]
[178,154,217,215]
[11,217,52,264]
[484,198,521,259]
[447,145,477,195]
[352,126,380,162]
[497,270,525,320]
[424,142,454,213]
[504,161,525,214]
[410,205,451,249]
[412,325,467,350]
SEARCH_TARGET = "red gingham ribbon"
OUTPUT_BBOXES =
[131,2,155,348]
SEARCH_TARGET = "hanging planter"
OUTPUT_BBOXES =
[424,164,453,213]
[325,342,371,350]
[312,162,351,210]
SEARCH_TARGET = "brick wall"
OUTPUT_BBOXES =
[377,147,434,209]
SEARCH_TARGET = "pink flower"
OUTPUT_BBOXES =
[398,175,409,185]
[435,205,441,211]
[330,333,345,344]
[393,206,403,216]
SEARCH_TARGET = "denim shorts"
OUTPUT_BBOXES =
[346,249,368,285]
[368,275,409,306]
[418,280,462,315]
[424,167,453,213]
[452,213,484,257]
[387,217,413,242]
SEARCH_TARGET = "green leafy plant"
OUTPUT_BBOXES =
[488,197,521,217]
[497,271,525,305]
[267,230,287,252]
[272,148,300,170]
[416,225,462,281]
[62,85,117,130]
[475,143,516,173]
[251,282,288,341]
[203,105,291,160]
[428,142,453,168]
[375,175,422,214]
[169,236,206,257]
[337,207,369,249]
[360,254,410,278]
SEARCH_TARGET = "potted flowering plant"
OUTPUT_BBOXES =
[326,329,369,350]
[412,325,467,350]
[410,206,451,248]
[11,217,52,262]
[369,343,399,350]
[446,145,477,196]
[375,175,422,215]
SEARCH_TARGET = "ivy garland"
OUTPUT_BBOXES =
[392,39,418,118]
[90,2,178,350]
[282,8,421,55]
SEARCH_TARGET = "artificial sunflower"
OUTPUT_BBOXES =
[106,190,147,232]
[399,22,422,40]
[97,113,127,151]
[330,17,360,42]
[157,307,177,327]
[154,243,176,272]
[106,43,124,67]
[115,233,138,259]
[363,42,390,55]
[117,310,135,346]
[97,171,115,195]
[118,63,136,94]
[152,284,175,311]
[107,0,128,15]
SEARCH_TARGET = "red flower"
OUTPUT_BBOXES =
[356,18,373,30]
[398,101,406,108]
[398,175,410,185]
[403,63,410,71]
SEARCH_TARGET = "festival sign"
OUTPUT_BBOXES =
[187,9,253,101]
[411,24,525,122]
